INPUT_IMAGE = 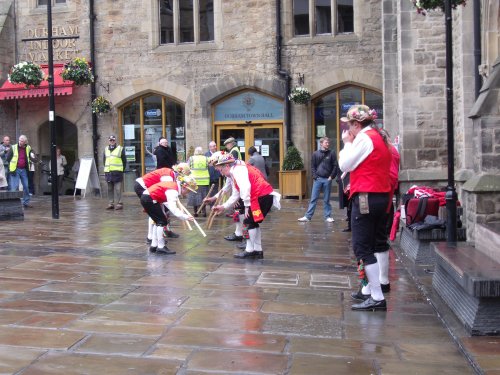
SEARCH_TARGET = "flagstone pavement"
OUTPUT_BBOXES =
[0,194,497,374]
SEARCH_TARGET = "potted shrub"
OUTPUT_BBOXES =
[8,61,44,88]
[61,57,94,85]
[289,86,311,105]
[91,96,112,115]
[279,145,307,200]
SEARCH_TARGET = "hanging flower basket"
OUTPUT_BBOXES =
[412,0,466,15]
[8,61,44,88]
[91,96,112,115]
[289,86,311,105]
[61,57,94,85]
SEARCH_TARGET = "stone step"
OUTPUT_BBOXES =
[475,221,500,262]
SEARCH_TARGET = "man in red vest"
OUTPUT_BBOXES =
[212,153,280,259]
[338,105,392,311]
[140,175,196,255]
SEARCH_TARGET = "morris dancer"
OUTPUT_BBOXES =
[135,163,191,244]
[140,175,197,255]
[211,153,280,259]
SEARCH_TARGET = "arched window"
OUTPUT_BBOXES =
[119,94,185,186]
[313,85,383,151]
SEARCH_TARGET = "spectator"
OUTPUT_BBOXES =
[298,137,339,223]
[103,135,126,210]
[247,146,268,180]
[154,137,176,169]
[56,147,67,195]
[205,141,221,193]
[6,135,36,207]
[187,146,210,217]
[0,136,11,190]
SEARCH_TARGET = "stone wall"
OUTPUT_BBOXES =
[0,0,15,137]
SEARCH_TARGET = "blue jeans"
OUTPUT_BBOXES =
[9,168,30,205]
[305,177,332,219]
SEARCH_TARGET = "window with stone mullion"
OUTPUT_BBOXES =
[293,0,353,37]
[37,0,66,5]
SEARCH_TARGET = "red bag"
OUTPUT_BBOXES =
[405,197,440,226]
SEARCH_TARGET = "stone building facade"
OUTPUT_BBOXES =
[0,0,498,241]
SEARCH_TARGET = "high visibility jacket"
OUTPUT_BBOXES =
[104,146,124,173]
[9,144,31,172]
[230,146,242,160]
[189,155,210,186]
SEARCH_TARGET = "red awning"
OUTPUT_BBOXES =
[0,64,74,101]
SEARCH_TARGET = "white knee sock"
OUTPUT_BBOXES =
[147,218,154,240]
[364,262,384,301]
[375,251,390,285]
[235,217,243,236]
[156,226,165,249]
[361,284,371,295]
[246,229,256,252]
[254,228,262,252]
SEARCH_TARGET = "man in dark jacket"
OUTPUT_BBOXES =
[154,137,176,169]
[298,137,339,222]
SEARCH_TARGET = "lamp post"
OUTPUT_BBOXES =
[22,2,78,219]
[444,0,458,242]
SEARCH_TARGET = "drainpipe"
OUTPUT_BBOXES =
[276,0,292,148]
[473,0,481,99]
[89,0,99,169]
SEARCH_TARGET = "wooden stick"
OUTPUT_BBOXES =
[207,193,224,229]
[177,201,192,231]
[177,200,206,237]
[196,183,216,215]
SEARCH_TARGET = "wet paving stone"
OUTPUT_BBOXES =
[0,196,483,373]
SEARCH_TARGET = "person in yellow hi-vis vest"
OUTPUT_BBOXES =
[6,135,36,207]
[187,146,210,216]
[103,135,127,210]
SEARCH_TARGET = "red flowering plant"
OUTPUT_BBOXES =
[412,0,466,15]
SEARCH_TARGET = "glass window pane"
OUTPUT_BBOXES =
[179,0,194,43]
[339,86,362,145]
[293,0,309,36]
[159,0,174,44]
[315,0,331,35]
[143,96,164,172]
[314,93,337,151]
[166,101,185,162]
[55,0,66,3]
[199,0,214,42]
[337,0,353,33]
[122,101,141,179]
[38,0,48,5]
[365,90,384,128]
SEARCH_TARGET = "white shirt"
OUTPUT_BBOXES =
[223,163,251,209]
[338,127,374,173]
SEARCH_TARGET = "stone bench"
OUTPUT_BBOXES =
[432,241,500,335]
[0,191,24,221]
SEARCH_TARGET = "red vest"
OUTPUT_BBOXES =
[234,164,273,222]
[350,129,392,197]
[142,168,175,187]
[148,181,178,203]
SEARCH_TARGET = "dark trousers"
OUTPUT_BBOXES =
[140,195,169,226]
[134,181,146,198]
[351,193,389,265]
[243,195,274,229]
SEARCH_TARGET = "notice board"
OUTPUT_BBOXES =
[74,157,101,198]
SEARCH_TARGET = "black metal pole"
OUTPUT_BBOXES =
[444,0,457,242]
[47,0,59,219]
[473,0,482,99]
[90,0,99,169]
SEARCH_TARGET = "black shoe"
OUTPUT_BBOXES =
[146,238,152,244]
[149,246,157,253]
[156,247,176,255]
[224,233,243,241]
[381,283,391,293]
[254,251,264,259]
[342,227,351,232]
[236,241,247,250]
[166,231,180,238]
[234,251,258,259]
[351,290,370,301]
[352,297,387,311]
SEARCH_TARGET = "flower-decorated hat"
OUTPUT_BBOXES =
[340,105,377,123]
[173,162,191,176]
[178,175,198,193]
[215,153,236,166]
[208,151,223,166]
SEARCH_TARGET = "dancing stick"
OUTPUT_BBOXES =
[177,201,192,231]
[196,183,216,215]
[207,194,224,229]
[177,200,206,237]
